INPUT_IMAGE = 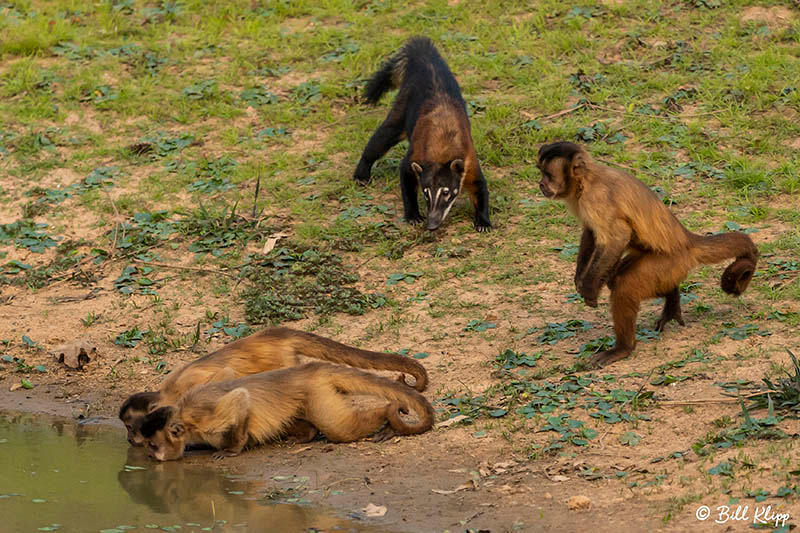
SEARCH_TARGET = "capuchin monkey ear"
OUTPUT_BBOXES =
[450,159,464,175]
[570,153,587,179]
[168,421,185,439]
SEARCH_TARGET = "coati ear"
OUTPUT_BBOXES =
[450,159,465,175]
[168,421,185,439]
[411,162,423,175]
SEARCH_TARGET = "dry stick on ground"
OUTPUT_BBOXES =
[252,171,261,219]
[131,259,238,279]
[104,189,122,252]
[658,390,778,407]
[533,103,586,122]
[587,102,723,119]
[597,366,656,448]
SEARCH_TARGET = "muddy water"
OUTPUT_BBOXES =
[0,411,382,532]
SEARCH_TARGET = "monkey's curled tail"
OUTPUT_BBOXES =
[691,232,758,295]
[289,329,428,391]
[328,366,435,436]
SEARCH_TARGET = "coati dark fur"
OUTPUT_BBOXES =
[141,362,435,461]
[119,327,428,446]
[537,142,758,367]
[353,36,491,232]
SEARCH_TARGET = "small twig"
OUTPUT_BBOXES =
[587,103,723,120]
[105,190,122,253]
[252,171,261,219]
[534,103,586,122]
[621,366,657,415]
[132,259,238,279]
[658,391,777,407]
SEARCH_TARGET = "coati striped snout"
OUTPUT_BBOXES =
[411,160,463,231]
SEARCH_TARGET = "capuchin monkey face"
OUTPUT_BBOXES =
[141,406,186,462]
[537,158,570,199]
[119,391,160,447]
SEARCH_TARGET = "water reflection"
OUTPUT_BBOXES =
[0,411,383,532]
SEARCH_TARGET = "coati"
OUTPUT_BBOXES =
[353,36,492,232]
[141,362,435,461]
[537,142,758,367]
[119,327,428,446]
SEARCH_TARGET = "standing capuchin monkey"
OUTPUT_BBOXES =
[141,362,435,461]
[353,36,492,232]
[119,327,428,446]
[537,142,758,367]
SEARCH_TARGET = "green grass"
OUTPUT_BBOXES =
[2,0,800,525]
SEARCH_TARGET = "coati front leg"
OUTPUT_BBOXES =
[353,109,405,185]
[399,157,424,225]
[465,164,492,231]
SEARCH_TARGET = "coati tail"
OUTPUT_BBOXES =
[364,48,405,105]
[691,232,758,295]
[287,328,428,391]
[363,36,439,105]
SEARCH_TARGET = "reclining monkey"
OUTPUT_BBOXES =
[141,362,436,461]
[119,327,428,446]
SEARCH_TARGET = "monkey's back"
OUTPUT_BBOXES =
[158,329,301,403]
[607,167,690,255]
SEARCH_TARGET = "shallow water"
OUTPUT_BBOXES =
[0,411,381,532]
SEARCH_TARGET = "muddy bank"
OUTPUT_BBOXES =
[0,381,662,532]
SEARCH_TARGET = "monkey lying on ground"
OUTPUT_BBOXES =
[141,362,435,461]
[537,142,758,367]
[119,327,428,446]
[353,36,492,232]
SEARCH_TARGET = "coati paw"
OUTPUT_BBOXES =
[353,163,372,185]
[405,214,425,225]
[473,214,492,232]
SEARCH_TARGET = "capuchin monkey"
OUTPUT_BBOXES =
[119,327,428,446]
[141,362,435,461]
[537,142,758,367]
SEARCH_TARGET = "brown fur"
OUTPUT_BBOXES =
[120,327,428,446]
[354,36,491,231]
[537,142,758,367]
[143,362,435,461]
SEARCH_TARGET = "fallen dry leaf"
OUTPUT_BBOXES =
[431,480,476,495]
[361,503,387,517]
[262,232,288,254]
[289,445,312,454]
[50,341,97,369]
[436,414,468,428]
[551,475,569,482]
